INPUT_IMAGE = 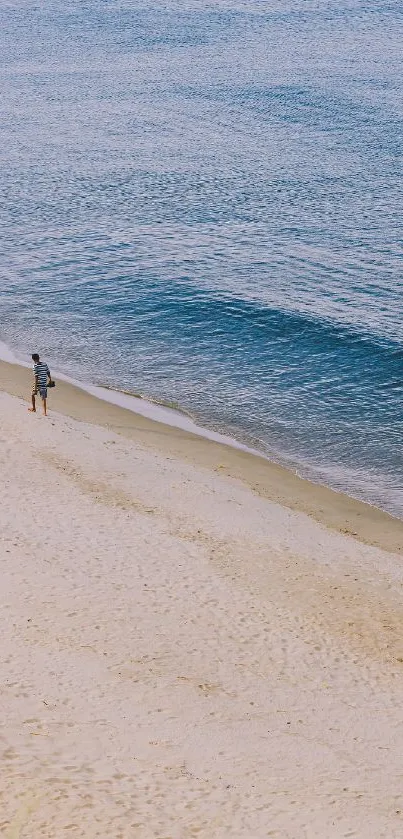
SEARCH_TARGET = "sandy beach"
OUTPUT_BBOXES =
[1,362,403,838]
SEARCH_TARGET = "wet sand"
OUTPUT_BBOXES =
[0,358,402,554]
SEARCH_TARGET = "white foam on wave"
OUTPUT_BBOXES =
[0,339,261,457]
[0,340,22,364]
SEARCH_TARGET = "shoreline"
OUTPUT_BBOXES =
[1,338,400,525]
[1,355,402,555]
[0,339,265,455]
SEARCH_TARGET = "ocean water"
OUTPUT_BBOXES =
[0,0,402,516]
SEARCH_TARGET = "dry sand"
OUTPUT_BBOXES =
[1,368,403,838]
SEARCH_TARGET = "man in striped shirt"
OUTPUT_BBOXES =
[29,353,52,416]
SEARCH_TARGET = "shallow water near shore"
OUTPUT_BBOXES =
[0,0,402,516]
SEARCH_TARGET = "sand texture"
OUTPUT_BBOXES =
[1,389,403,838]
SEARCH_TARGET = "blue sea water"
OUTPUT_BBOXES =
[0,0,402,516]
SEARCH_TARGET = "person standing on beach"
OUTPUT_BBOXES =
[29,353,52,416]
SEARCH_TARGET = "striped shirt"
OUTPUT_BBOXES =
[33,361,50,385]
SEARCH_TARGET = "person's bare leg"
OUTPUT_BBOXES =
[28,393,36,412]
[42,397,47,417]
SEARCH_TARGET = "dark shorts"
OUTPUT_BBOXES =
[32,383,48,399]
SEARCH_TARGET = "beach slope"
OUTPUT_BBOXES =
[1,388,403,838]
